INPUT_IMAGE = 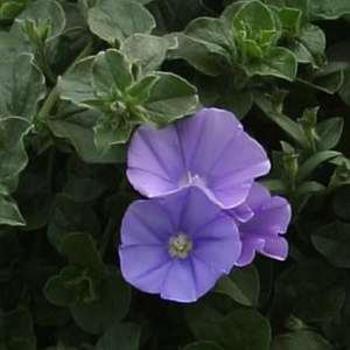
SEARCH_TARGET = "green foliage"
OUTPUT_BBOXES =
[0,0,350,348]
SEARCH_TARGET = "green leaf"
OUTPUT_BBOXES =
[58,57,96,106]
[92,49,133,99]
[87,0,155,45]
[339,68,350,106]
[0,32,28,63]
[0,54,46,120]
[44,266,93,307]
[71,268,131,334]
[169,33,230,76]
[298,150,341,182]
[48,103,126,163]
[290,24,326,68]
[0,307,36,350]
[96,322,141,350]
[316,117,344,150]
[254,92,308,148]
[310,0,350,20]
[0,194,25,226]
[169,16,234,76]
[249,47,297,81]
[312,221,350,268]
[62,233,105,275]
[121,34,173,75]
[274,260,346,323]
[188,308,271,350]
[311,62,344,94]
[0,116,30,191]
[185,17,234,54]
[184,342,224,350]
[215,265,260,306]
[272,330,332,350]
[12,0,66,41]
[47,194,100,252]
[333,185,350,220]
[145,72,199,124]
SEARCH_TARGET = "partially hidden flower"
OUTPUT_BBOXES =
[229,183,292,267]
[127,108,270,209]
[119,187,241,303]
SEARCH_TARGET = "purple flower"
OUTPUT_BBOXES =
[229,183,292,267]
[127,108,270,209]
[119,187,241,303]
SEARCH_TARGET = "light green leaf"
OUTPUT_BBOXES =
[0,194,25,226]
[92,49,133,99]
[127,75,159,104]
[12,0,66,41]
[215,265,260,306]
[272,330,332,350]
[231,0,277,33]
[96,322,141,350]
[231,0,280,53]
[0,54,46,120]
[87,0,155,45]
[250,47,297,81]
[71,269,131,334]
[275,7,302,36]
[121,34,172,74]
[0,0,27,22]
[93,115,133,149]
[145,72,199,124]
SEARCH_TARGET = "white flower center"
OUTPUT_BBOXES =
[168,233,193,259]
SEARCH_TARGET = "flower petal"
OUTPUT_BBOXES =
[161,259,197,302]
[260,236,289,261]
[229,202,254,223]
[235,237,265,267]
[119,245,171,294]
[191,256,223,299]
[177,108,270,208]
[243,195,292,235]
[127,124,185,197]
[121,200,174,245]
[193,217,241,274]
